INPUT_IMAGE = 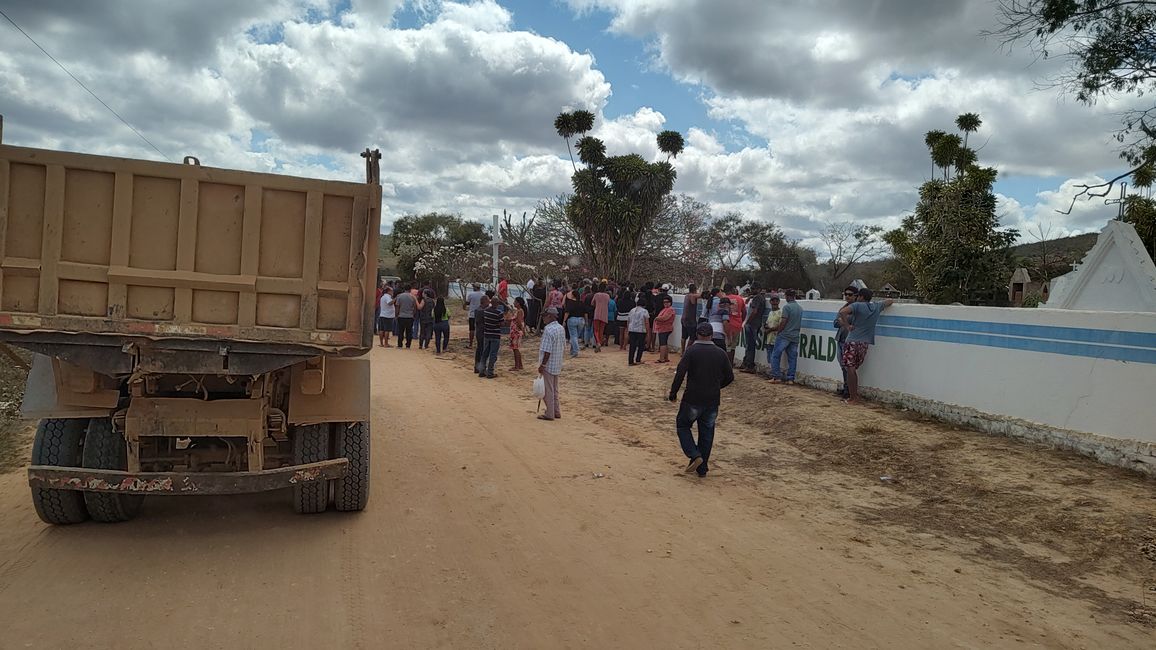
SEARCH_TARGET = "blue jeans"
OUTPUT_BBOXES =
[567,317,583,356]
[676,402,718,476]
[770,337,798,381]
[483,337,500,375]
[741,323,761,369]
[433,321,450,353]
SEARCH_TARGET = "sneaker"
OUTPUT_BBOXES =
[684,456,704,473]
[486,373,496,379]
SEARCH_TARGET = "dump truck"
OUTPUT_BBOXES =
[0,140,382,524]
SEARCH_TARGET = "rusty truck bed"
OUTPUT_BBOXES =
[0,145,381,352]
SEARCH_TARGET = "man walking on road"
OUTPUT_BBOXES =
[768,289,802,384]
[838,287,894,404]
[739,284,767,373]
[537,308,566,421]
[669,322,734,477]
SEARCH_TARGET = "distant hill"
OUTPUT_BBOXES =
[1010,232,1098,260]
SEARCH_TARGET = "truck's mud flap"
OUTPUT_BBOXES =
[26,459,348,495]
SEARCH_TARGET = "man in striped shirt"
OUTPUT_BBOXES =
[480,298,506,378]
[536,308,566,421]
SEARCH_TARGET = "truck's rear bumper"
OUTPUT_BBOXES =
[26,459,348,495]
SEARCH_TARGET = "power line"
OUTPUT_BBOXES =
[0,8,173,162]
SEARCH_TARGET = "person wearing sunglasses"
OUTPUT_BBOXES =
[834,286,858,398]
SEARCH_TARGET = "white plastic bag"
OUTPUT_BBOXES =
[532,374,546,399]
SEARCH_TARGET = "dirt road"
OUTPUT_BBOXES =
[0,338,1152,648]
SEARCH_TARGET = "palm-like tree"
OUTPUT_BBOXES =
[571,110,595,134]
[576,136,606,168]
[955,113,982,149]
[931,133,962,180]
[924,130,946,179]
[657,130,685,160]
[555,112,578,172]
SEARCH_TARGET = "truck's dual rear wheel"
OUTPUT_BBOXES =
[291,421,370,514]
[30,417,142,525]
[30,419,89,525]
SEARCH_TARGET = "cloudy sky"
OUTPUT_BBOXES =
[0,0,1141,253]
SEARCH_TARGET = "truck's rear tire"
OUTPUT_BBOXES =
[30,418,89,525]
[333,421,370,512]
[82,418,143,523]
[292,423,330,514]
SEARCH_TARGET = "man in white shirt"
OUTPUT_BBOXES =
[377,287,395,348]
[626,298,651,366]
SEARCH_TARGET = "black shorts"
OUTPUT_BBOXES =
[713,338,726,350]
[658,332,671,346]
[468,316,476,332]
[378,316,394,332]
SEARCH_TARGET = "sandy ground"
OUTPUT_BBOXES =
[0,330,1153,648]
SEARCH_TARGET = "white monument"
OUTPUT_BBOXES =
[1044,220,1156,312]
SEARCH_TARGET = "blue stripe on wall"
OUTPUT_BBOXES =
[804,310,1156,348]
[801,310,1156,364]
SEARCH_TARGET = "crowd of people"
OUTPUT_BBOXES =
[376,274,893,476]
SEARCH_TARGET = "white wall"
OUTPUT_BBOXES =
[738,301,1156,473]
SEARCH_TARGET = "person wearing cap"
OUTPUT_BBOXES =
[762,293,782,375]
[768,288,802,384]
[668,321,735,477]
[739,284,768,373]
[536,307,566,420]
[834,285,859,398]
[837,287,895,404]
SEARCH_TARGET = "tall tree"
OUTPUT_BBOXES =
[990,1,1156,202]
[703,213,781,281]
[818,221,886,293]
[886,115,1018,304]
[752,237,817,290]
[390,212,488,282]
[553,110,682,280]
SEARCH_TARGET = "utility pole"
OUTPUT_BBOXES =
[491,214,501,289]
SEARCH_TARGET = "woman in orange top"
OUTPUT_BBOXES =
[653,294,677,363]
